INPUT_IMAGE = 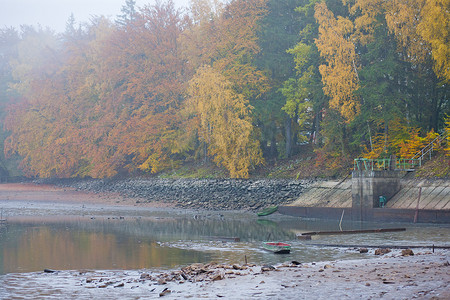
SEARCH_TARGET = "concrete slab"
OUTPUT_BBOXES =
[392,187,419,209]
[314,181,342,188]
[422,186,446,209]
[326,189,349,207]
[442,198,450,210]
[387,187,409,207]
[435,187,450,210]
[288,179,352,208]
[411,187,436,209]
[433,197,450,210]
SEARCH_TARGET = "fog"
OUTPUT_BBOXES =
[1,0,190,33]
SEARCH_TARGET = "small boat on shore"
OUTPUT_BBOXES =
[257,205,278,217]
[262,242,291,254]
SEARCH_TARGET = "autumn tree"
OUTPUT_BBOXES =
[445,118,450,156]
[314,1,360,122]
[384,0,449,131]
[362,118,440,159]
[310,0,448,164]
[5,2,189,178]
[346,0,408,155]
[2,0,449,179]
[384,0,429,65]
[3,26,80,178]
[181,0,269,168]
[0,28,21,177]
[182,0,269,99]
[186,65,264,178]
[91,1,189,175]
[417,0,450,83]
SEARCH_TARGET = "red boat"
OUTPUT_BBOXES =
[262,242,291,254]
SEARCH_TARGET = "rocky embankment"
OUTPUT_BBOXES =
[40,178,311,211]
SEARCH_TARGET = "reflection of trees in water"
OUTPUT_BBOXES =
[0,222,211,274]
[72,217,297,242]
[0,216,298,274]
[2,215,297,244]
[5,217,446,275]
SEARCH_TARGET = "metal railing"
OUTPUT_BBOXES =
[353,158,421,171]
[354,131,448,171]
[411,132,447,160]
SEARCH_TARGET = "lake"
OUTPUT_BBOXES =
[1,203,449,275]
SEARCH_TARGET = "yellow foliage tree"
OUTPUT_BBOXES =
[384,0,429,63]
[398,128,425,158]
[350,0,449,83]
[362,132,388,159]
[181,0,269,99]
[362,118,441,159]
[186,65,264,178]
[445,118,450,156]
[345,0,385,45]
[417,0,450,83]
[314,2,360,122]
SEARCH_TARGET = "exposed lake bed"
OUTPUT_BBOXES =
[2,251,448,299]
[0,182,449,299]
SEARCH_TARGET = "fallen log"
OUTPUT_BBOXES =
[205,236,241,242]
[299,228,406,236]
[307,243,450,250]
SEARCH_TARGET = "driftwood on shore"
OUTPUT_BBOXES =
[299,228,406,236]
[308,243,450,250]
[205,236,241,242]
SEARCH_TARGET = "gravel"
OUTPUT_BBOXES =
[37,177,311,211]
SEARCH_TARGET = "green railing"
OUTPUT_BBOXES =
[353,158,421,171]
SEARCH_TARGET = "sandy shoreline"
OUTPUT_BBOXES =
[1,182,449,299]
[0,182,175,208]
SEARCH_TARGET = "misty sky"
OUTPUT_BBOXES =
[1,0,190,33]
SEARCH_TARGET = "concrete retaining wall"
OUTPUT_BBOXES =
[283,176,450,223]
[286,177,450,210]
[278,206,450,223]
[387,179,450,210]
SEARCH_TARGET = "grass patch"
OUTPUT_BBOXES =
[415,152,450,178]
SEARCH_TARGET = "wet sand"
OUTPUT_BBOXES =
[1,183,449,299]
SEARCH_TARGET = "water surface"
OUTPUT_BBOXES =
[1,207,448,275]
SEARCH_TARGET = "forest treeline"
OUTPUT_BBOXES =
[0,0,449,179]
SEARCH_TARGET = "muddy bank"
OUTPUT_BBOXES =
[1,250,448,299]
[36,178,311,211]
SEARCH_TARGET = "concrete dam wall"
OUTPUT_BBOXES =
[281,175,450,223]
